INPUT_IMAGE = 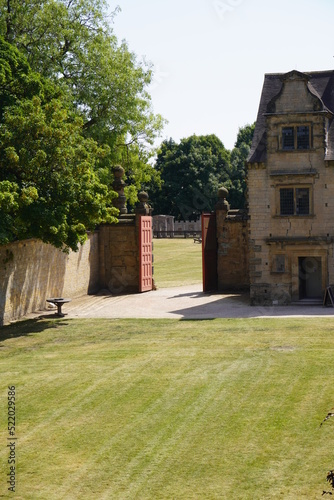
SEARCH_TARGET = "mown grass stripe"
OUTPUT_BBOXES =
[1,318,334,499]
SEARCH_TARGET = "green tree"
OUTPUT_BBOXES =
[0,37,118,250]
[0,0,164,197]
[149,125,255,217]
[234,123,255,149]
[0,38,42,119]
[149,135,231,220]
[226,123,255,209]
[0,96,118,250]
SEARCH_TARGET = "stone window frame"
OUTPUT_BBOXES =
[280,123,312,151]
[274,183,313,217]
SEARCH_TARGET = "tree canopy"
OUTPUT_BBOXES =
[226,123,255,209]
[0,0,164,154]
[0,0,164,249]
[148,125,255,220]
[0,0,256,246]
[0,37,119,249]
[149,134,231,220]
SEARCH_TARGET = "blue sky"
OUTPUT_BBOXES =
[108,0,334,150]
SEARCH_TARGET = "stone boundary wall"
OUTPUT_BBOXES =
[153,216,201,236]
[153,215,174,234]
[0,233,100,326]
[0,215,149,326]
[174,220,201,233]
[99,216,139,294]
[216,209,250,291]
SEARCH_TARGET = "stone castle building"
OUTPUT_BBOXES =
[247,69,334,305]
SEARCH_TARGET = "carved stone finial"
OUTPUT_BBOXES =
[112,165,127,214]
[113,165,125,178]
[135,191,152,215]
[216,186,230,212]
[138,191,149,203]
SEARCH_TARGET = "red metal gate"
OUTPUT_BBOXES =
[139,216,153,292]
[202,212,218,292]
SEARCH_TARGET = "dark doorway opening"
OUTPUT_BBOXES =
[298,257,322,299]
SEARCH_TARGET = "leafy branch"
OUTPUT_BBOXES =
[321,409,334,495]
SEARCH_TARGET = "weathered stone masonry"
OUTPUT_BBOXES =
[0,162,153,325]
[99,215,140,294]
[247,69,334,305]
[215,187,250,291]
[0,214,150,326]
[0,233,100,326]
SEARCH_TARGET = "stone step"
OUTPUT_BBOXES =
[291,299,323,306]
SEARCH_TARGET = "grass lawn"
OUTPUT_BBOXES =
[153,238,202,288]
[1,317,334,499]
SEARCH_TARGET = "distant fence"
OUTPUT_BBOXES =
[153,230,201,239]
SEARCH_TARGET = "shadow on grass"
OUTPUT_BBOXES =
[0,317,70,342]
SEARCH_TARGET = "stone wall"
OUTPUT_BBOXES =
[0,214,152,325]
[99,216,140,294]
[153,215,174,235]
[0,233,100,326]
[216,209,249,291]
[174,219,201,233]
[0,168,153,325]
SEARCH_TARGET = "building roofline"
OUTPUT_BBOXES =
[264,69,334,77]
